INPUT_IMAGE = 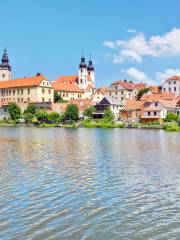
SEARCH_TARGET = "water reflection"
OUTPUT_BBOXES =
[0,127,179,239]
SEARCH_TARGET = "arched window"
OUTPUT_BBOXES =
[2,73,5,78]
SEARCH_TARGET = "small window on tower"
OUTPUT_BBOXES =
[2,73,5,78]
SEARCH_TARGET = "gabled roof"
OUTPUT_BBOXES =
[140,92,175,101]
[94,86,108,95]
[111,81,147,91]
[149,86,162,94]
[56,76,78,84]
[52,81,83,93]
[167,75,180,81]
[124,100,145,110]
[0,74,48,89]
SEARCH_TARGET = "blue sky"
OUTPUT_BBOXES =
[1,0,180,86]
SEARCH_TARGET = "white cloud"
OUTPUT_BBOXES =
[122,67,149,83]
[103,28,180,63]
[156,68,180,82]
[127,29,136,33]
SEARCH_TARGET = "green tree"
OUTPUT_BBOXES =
[64,104,79,121]
[54,91,66,103]
[48,112,61,124]
[165,113,179,122]
[137,88,150,100]
[103,107,114,122]
[8,103,21,123]
[83,106,95,119]
[36,110,49,123]
[23,104,37,123]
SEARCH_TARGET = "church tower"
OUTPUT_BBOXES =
[0,49,11,81]
[87,56,95,88]
[78,55,88,90]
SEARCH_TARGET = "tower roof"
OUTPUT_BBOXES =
[79,56,87,68]
[0,49,11,71]
[87,60,94,71]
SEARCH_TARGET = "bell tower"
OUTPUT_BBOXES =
[0,49,11,81]
[78,52,88,90]
[87,55,95,88]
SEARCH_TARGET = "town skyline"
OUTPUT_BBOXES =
[1,0,180,87]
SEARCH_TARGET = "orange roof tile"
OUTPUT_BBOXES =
[56,76,78,84]
[112,81,147,90]
[124,100,145,110]
[140,92,175,101]
[149,86,162,94]
[0,74,48,89]
[52,81,83,93]
[167,75,180,81]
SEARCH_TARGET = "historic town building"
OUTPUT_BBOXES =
[53,55,95,100]
[0,73,54,111]
[0,49,11,81]
[162,76,180,96]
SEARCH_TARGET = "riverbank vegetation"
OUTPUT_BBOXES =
[0,103,179,131]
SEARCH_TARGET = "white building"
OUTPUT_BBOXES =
[162,76,180,96]
[0,49,11,81]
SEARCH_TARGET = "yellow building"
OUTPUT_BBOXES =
[53,76,84,101]
[0,73,54,105]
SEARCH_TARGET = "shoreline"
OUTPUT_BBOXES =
[0,123,179,132]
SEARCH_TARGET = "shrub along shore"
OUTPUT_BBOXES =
[0,102,179,132]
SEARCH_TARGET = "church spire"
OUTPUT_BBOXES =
[87,54,94,71]
[79,50,87,68]
[1,49,11,70]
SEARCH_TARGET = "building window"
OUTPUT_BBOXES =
[174,87,176,91]
[42,89,45,94]
[80,79,83,84]
[17,89,20,95]
[169,82,171,85]
[163,88,165,92]
[21,98,23,103]
[115,86,118,89]
[155,102,158,106]
[27,89,30,94]
[174,81,176,84]
[2,73,5,78]
[109,92,111,96]
[42,98,44,102]
[27,98,30,102]
[48,89,51,94]
[148,112,150,116]
[115,92,117,95]
[169,87,171,92]
[13,90,15,95]
[21,89,23,94]
[154,112,157,116]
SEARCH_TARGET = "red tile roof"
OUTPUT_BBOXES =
[112,81,146,90]
[52,81,83,93]
[140,92,175,101]
[167,75,180,81]
[124,100,145,110]
[56,76,78,84]
[0,74,48,89]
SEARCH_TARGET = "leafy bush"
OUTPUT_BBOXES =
[64,104,79,121]
[8,103,21,123]
[164,113,179,122]
[163,123,180,132]
[83,106,96,119]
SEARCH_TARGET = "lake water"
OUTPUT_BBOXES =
[0,127,179,240]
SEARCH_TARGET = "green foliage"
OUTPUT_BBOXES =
[165,112,179,122]
[163,122,180,132]
[23,104,37,123]
[54,91,67,103]
[137,88,150,100]
[83,106,96,119]
[64,104,79,121]
[103,108,114,122]
[8,103,21,123]
[36,110,49,123]
[48,112,61,124]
